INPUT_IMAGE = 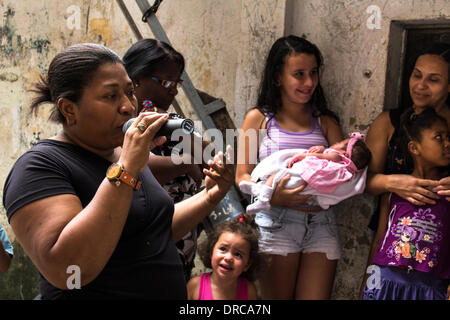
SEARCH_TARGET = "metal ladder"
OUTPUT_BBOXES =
[116,0,246,229]
[116,0,226,129]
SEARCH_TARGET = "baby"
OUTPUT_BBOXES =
[239,132,372,213]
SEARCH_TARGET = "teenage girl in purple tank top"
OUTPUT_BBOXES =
[361,108,450,300]
[236,36,344,300]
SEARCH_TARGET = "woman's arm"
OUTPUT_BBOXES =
[148,131,211,186]
[11,186,134,289]
[248,281,258,300]
[172,148,234,242]
[434,176,450,202]
[320,115,344,146]
[235,109,265,186]
[359,193,390,299]
[0,240,11,272]
[235,109,311,209]
[148,153,203,187]
[186,276,200,300]
[9,113,169,289]
[365,111,439,205]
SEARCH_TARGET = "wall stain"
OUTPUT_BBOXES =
[0,72,18,82]
[0,6,16,60]
[1,6,51,67]
[29,39,51,54]
[88,18,111,45]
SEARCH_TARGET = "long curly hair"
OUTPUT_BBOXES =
[198,214,263,281]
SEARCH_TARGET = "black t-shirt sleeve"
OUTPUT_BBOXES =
[3,149,76,222]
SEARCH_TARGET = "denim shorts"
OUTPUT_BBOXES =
[254,206,341,260]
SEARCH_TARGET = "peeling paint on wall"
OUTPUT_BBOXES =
[88,18,111,45]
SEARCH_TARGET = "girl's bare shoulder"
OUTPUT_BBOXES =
[242,108,267,130]
[187,275,201,300]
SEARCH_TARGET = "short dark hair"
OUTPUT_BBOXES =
[399,107,448,165]
[420,42,450,82]
[30,43,123,123]
[350,140,372,170]
[123,38,185,81]
[197,214,263,281]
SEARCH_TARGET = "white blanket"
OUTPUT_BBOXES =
[239,149,367,213]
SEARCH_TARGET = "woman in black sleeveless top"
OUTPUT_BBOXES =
[365,43,450,231]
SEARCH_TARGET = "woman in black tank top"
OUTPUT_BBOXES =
[365,43,450,231]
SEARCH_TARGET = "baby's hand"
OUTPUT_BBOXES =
[287,154,305,168]
[308,145,326,154]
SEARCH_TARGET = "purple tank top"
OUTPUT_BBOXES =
[373,193,450,279]
[197,272,249,300]
[258,107,328,161]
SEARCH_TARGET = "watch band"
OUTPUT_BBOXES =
[118,170,142,190]
[107,162,141,190]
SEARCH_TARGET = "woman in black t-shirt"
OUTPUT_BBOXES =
[2,43,233,299]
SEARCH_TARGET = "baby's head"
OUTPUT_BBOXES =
[331,132,372,170]
[198,213,262,281]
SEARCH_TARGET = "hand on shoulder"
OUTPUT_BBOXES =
[388,174,440,206]
[433,176,450,202]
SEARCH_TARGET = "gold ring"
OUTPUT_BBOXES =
[137,122,147,133]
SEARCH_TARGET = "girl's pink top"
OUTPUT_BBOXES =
[197,272,248,300]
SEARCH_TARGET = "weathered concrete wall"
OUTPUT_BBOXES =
[285,0,450,299]
[126,0,286,125]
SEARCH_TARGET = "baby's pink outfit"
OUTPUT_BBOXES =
[239,148,367,213]
[197,272,248,300]
[295,148,355,193]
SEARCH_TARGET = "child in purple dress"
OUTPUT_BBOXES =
[361,108,450,300]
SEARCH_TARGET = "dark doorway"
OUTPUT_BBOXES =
[384,20,450,112]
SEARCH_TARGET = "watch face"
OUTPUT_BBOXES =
[106,163,122,179]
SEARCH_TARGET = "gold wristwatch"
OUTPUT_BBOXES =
[106,162,141,190]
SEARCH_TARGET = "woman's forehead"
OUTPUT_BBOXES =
[284,53,318,69]
[88,63,132,87]
[415,54,449,77]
